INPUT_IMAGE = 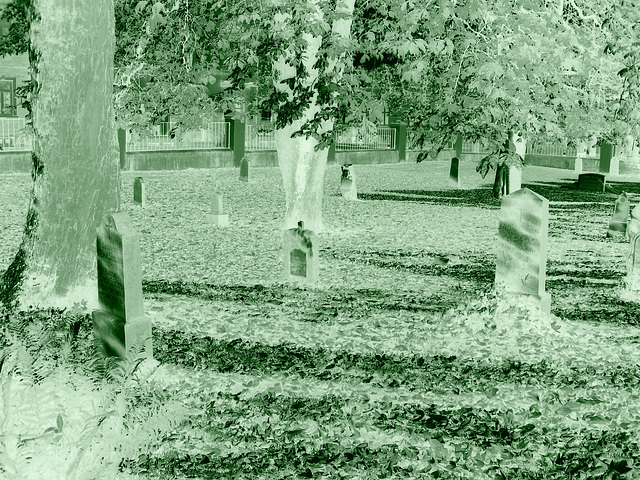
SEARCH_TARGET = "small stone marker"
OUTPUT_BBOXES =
[239,157,249,182]
[607,192,630,238]
[283,221,318,285]
[340,164,357,200]
[574,157,583,173]
[206,193,229,227]
[133,177,145,206]
[449,157,461,188]
[495,188,551,313]
[92,212,152,359]
[578,173,606,192]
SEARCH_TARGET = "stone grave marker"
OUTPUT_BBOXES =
[578,173,606,192]
[340,164,357,200]
[607,192,630,238]
[626,232,640,293]
[495,188,551,313]
[239,157,249,182]
[133,177,145,206]
[206,193,229,227]
[283,221,318,285]
[449,157,461,188]
[93,212,152,359]
[628,204,640,241]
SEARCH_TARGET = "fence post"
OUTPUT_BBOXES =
[225,115,245,168]
[117,128,127,170]
[599,142,613,174]
[389,123,407,162]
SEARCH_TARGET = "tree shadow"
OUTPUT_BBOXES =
[357,188,502,208]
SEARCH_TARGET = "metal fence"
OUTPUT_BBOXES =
[0,117,33,152]
[334,126,396,151]
[127,121,230,151]
[246,123,276,151]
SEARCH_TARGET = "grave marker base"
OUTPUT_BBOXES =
[206,213,229,227]
[93,310,152,360]
[501,291,551,314]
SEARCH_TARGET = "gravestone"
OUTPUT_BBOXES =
[578,173,606,192]
[282,221,319,285]
[340,164,357,200]
[133,177,145,206]
[625,233,640,293]
[599,143,613,174]
[206,193,229,227]
[449,157,461,188]
[607,193,630,238]
[92,212,152,359]
[239,157,249,182]
[574,157,583,173]
[627,204,640,241]
[495,188,551,313]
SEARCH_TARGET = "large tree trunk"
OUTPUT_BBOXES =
[273,0,355,233]
[0,0,119,312]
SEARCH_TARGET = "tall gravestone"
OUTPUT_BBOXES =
[283,221,319,285]
[449,157,461,188]
[133,177,145,206]
[239,157,249,182]
[206,193,229,227]
[600,143,614,174]
[340,164,357,200]
[93,212,152,359]
[607,193,630,238]
[495,188,551,313]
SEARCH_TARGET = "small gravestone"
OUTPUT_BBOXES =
[206,193,229,227]
[628,205,640,241]
[449,157,461,188]
[239,157,249,182]
[283,221,318,285]
[578,173,606,192]
[340,164,357,200]
[574,157,583,173]
[92,212,152,359]
[133,177,145,206]
[625,233,640,293]
[607,193,630,238]
[495,188,551,313]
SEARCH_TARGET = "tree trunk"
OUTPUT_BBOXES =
[493,162,509,198]
[273,0,355,233]
[0,0,119,312]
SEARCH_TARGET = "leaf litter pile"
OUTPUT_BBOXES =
[2,162,640,478]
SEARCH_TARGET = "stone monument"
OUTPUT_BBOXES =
[340,164,357,200]
[607,193,630,238]
[206,193,229,227]
[93,212,152,359]
[495,188,551,313]
[239,157,249,182]
[133,177,145,207]
[578,173,606,192]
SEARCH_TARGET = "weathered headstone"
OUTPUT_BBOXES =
[600,143,613,174]
[574,157,583,173]
[607,192,630,238]
[239,157,249,182]
[578,173,606,192]
[206,193,229,227]
[495,188,551,313]
[449,157,461,188]
[133,177,145,206]
[92,212,152,359]
[627,204,640,241]
[625,233,640,293]
[283,221,319,285]
[340,164,357,200]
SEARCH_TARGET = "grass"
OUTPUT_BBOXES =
[2,160,640,478]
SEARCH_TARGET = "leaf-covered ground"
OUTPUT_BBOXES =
[3,161,640,478]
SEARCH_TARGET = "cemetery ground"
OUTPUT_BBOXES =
[3,161,640,479]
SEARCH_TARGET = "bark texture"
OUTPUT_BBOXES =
[0,0,119,312]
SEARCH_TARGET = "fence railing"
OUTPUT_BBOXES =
[334,126,396,151]
[127,121,230,151]
[0,117,33,152]
[246,124,276,151]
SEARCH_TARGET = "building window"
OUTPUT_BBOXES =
[0,78,16,117]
